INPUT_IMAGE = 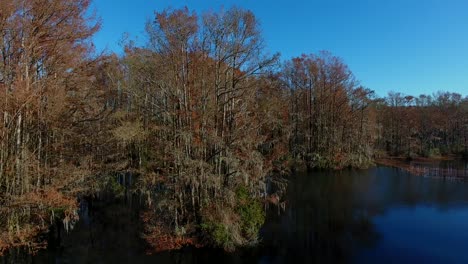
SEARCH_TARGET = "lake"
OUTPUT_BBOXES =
[2,164,468,263]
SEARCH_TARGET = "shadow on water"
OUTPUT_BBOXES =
[262,164,468,263]
[260,169,381,263]
[2,161,468,263]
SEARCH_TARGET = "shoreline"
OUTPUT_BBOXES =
[375,156,468,180]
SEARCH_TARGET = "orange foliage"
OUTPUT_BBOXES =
[140,211,203,253]
[0,188,78,256]
[0,227,47,256]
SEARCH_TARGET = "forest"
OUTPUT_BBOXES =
[0,0,467,255]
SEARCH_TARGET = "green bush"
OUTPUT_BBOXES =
[103,175,125,198]
[428,148,441,157]
[236,187,265,242]
[200,220,233,249]
[200,186,265,250]
[50,207,66,219]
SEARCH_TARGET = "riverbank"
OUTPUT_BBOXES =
[375,156,468,180]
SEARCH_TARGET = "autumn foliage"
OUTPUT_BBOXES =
[0,1,467,255]
[0,0,103,255]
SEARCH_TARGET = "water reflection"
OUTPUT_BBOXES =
[261,170,380,263]
[406,159,468,180]
[262,166,468,263]
[2,164,468,263]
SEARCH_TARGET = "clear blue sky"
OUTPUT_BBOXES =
[90,0,468,97]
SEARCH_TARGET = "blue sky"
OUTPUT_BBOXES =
[90,0,468,97]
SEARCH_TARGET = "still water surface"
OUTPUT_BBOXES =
[3,164,468,263]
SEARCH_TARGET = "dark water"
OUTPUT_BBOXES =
[262,166,468,264]
[3,164,468,264]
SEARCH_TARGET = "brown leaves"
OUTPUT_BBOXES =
[0,0,103,254]
[283,52,375,168]
[111,120,148,146]
[0,187,78,256]
[149,7,198,55]
[0,226,47,256]
[140,210,202,253]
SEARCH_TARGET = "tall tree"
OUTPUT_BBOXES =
[0,0,101,253]
[282,52,376,169]
[113,7,283,250]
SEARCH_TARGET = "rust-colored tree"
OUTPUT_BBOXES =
[110,7,285,251]
[0,0,103,254]
[282,52,376,169]
[377,91,468,158]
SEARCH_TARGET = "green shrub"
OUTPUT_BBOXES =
[103,175,125,198]
[50,207,66,219]
[428,148,441,157]
[200,186,265,250]
[200,220,233,249]
[236,187,265,242]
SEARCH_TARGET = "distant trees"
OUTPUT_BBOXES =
[377,91,468,158]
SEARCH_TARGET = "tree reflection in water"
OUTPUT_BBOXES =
[2,163,468,264]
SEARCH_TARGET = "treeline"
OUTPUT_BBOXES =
[377,92,468,158]
[0,1,467,254]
